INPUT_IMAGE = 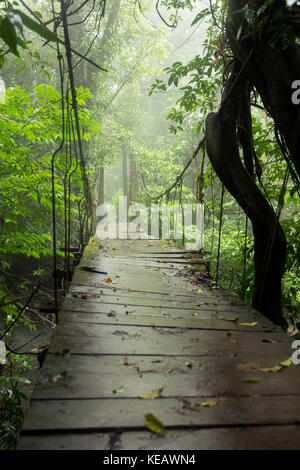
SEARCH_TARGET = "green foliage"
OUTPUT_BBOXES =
[0,368,33,449]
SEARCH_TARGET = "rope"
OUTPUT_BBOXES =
[242,215,248,301]
[51,0,65,320]
[137,137,205,202]
[215,184,225,285]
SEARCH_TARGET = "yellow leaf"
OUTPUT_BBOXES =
[139,387,164,399]
[192,312,199,317]
[197,288,203,294]
[185,361,193,368]
[144,413,166,435]
[238,322,258,327]
[195,400,217,407]
[105,277,112,283]
[259,365,282,373]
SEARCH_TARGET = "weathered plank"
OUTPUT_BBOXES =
[59,311,274,331]
[22,395,300,431]
[18,425,300,450]
[31,354,300,400]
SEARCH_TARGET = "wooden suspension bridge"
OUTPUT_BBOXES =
[17,236,300,450]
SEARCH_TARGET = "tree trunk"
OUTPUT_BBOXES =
[205,63,286,326]
[226,0,300,178]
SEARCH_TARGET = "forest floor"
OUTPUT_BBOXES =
[17,237,300,450]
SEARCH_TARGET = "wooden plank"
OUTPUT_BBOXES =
[68,287,241,306]
[22,395,300,432]
[46,335,290,359]
[59,311,275,332]
[31,354,299,400]
[18,425,300,450]
[63,293,268,315]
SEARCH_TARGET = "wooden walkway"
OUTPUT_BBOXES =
[18,238,300,450]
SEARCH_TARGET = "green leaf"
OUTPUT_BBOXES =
[279,357,292,368]
[0,16,19,56]
[290,184,300,198]
[219,315,239,322]
[13,10,59,43]
[144,413,166,435]
[245,377,262,383]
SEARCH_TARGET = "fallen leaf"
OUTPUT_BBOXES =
[279,357,292,368]
[198,288,204,294]
[185,361,193,368]
[238,322,258,327]
[51,372,67,383]
[151,358,164,363]
[112,386,124,394]
[144,413,166,435]
[219,315,239,322]
[105,277,113,283]
[195,400,217,407]
[73,293,87,299]
[259,365,282,373]
[139,387,164,399]
[161,310,170,316]
[192,312,199,317]
[245,377,262,383]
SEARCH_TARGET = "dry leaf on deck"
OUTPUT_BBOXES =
[219,315,239,322]
[195,399,222,407]
[139,387,164,399]
[144,413,166,435]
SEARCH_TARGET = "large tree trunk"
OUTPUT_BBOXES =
[205,0,300,325]
[204,0,300,325]
[226,0,300,178]
[206,63,287,326]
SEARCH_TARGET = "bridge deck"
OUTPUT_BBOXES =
[18,239,300,450]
